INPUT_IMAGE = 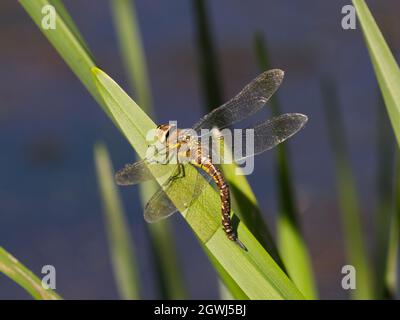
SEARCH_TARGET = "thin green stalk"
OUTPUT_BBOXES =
[110,0,152,115]
[352,0,400,146]
[386,152,400,298]
[397,156,400,232]
[353,0,400,298]
[49,0,94,60]
[385,212,398,298]
[94,143,140,300]
[374,97,395,298]
[0,247,61,300]
[19,0,107,115]
[192,0,222,110]
[109,0,186,299]
[253,33,317,299]
[321,78,373,299]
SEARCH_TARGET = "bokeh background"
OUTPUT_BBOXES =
[1,0,400,299]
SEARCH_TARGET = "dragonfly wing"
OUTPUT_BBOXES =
[115,160,176,186]
[144,164,213,223]
[144,187,178,223]
[193,69,284,132]
[212,113,308,163]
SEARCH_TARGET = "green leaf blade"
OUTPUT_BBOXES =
[19,0,102,107]
[352,0,400,147]
[321,78,373,299]
[254,33,317,299]
[94,143,140,300]
[110,0,153,114]
[0,247,61,300]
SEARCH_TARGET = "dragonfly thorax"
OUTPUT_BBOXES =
[154,124,201,164]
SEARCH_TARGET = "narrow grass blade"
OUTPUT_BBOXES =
[385,210,398,298]
[396,156,400,233]
[321,78,373,299]
[353,0,400,298]
[109,0,186,299]
[92,67,304,299]
[0,247,61,300]
[94,143,140,300]
[374,97,396,298]
[110,0,152,115]
[192,0,284,279]
[19,0,104,109]
[254,33,317,299]
[49,0,94,59]
[352,0,400,147]
[386,153,400,298]
[145,220,186,299]
[192,0,222,110]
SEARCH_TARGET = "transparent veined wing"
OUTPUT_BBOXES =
[207,113,308,163]
[144,187,178,223]
[144,114,307,222]
[192,69,284,132]
[115,160,177,186]
[144,164,213,223]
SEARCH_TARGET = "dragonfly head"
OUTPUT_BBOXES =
[156,124,173,144]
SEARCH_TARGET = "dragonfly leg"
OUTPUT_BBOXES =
[170,163,186,181]
[162,163,185,188]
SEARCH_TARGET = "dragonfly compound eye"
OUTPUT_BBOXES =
[155,124,171,143]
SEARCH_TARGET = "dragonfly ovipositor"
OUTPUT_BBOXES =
[115,69,308,251]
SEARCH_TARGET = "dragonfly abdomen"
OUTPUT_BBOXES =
[192,149,247,250]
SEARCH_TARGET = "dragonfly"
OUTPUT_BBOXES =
[115,69,308,251]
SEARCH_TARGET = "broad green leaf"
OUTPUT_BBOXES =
[210,130,281,298]
[92,67,304,299]
[221,163,286,272]
[215,133,286,272]
[94,143,140,300]
[0,247,61,300]
[204,249,248,300]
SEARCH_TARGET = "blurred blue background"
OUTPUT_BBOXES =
[1,0,399,299]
